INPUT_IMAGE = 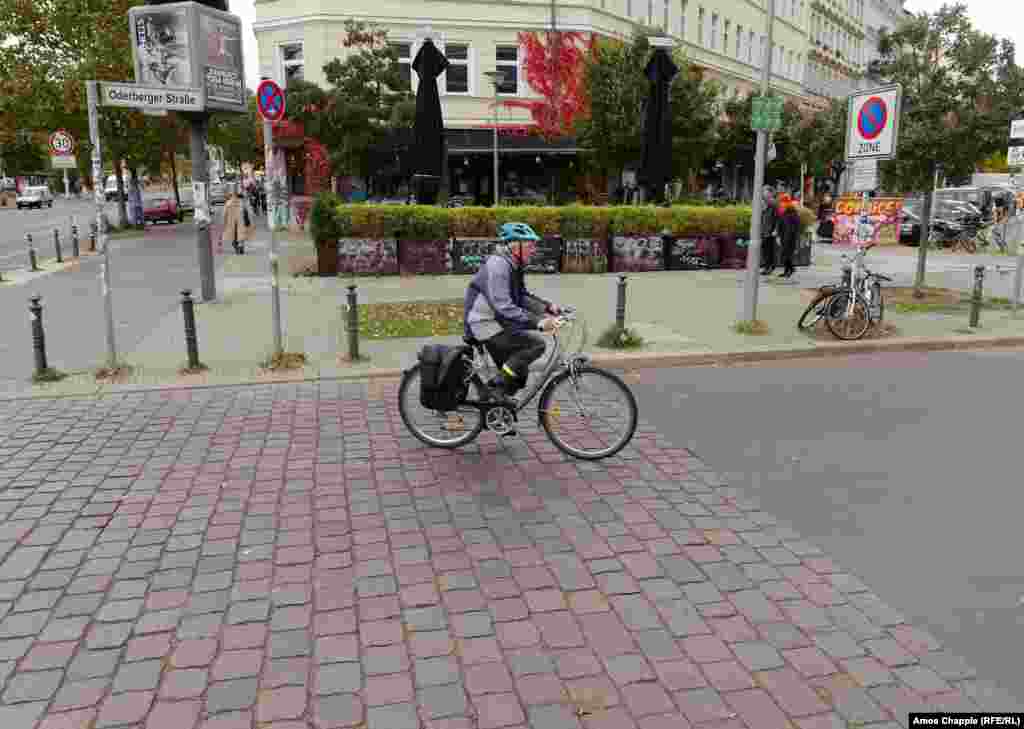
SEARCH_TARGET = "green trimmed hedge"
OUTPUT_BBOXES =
[310,194,814,241]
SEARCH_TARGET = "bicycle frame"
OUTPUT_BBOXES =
[460,315,589,415]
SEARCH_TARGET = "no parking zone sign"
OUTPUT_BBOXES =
[846,84,902,163]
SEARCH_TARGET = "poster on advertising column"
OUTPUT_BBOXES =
[130,7,194,88]
[832,196,904,246]
[199,10,245,110]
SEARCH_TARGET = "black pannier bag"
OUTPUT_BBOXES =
[418,344,471,411]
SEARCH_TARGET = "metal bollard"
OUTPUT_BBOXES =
[346,285,360,361]
[970,265,985,328]
[71,224,80,258]
[26,233,37,272]
[181,289,201,369]
[29,296,48,376]
[615,275,628,329]
[841,264,852,288]
[53,229,62,263]
[89,222,97,252]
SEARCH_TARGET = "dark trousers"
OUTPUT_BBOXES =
[761,235,776,270]
[780,236,796,272]
[485,330,546,385]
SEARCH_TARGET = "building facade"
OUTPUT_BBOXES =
[802,0,867,100]
[252,0,814,201]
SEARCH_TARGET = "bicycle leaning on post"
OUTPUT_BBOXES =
[796,244,890,340]
[397,307,639,461]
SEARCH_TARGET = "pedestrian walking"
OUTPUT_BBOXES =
[777,193,802,279]
[760,185,779,275]
[221,189,250,254]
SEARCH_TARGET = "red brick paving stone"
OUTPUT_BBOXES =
[22,641,77,670]
[37,708,98,729]
[723,688,790,729]
[702,660,757,692]
[473,692,527,729]
[635,713,692,729]
[795,714,847,729]
[513,567,557,590]
[212,649,264,680]
[517,673,567,705]
[754,667,831,717]
[256,686,308,722]
[96,690,156,728]
[619,554,662,580]
[889,624,942,655]
[653,659,707,691]
[365,673,414,706]
[782,647,840,678]
[361,596,401,621]
[568,591,610,615]
[444,589,487,613]
[578,613,636,658]
[496,621,541,649]
[490,598,529,623]
[172,638,219,668]
[401,582,440,607]
[556,650,604,679]
[315,609,357,636]
[127,634,173,662]
[621,682,676,717]
[222,624,268,651]
[146,700,201,729]
[708,616,759,644]
[679,635,733,664]
[360,619,402,647]
[466,662,515,695]
[563,674,621,709]
[523,589,567,613]
[534,612,585,649]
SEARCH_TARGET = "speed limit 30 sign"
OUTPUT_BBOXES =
[49,129,75,157]
[846,84,902,162]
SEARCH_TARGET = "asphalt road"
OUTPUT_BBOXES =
[631,350,1024,707]
[0,197,120,271]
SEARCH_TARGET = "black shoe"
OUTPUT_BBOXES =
[761,267,775,276]
[780,269,794,278]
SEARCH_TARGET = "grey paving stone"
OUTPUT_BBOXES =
[507,650,556,677]
[732,641,785,671]
[417,683,467,718]
[366,703,420,729]
[3,668,62,702]
[113,658,163,692]
[414,657,460,688]
[68,649,121,679]
[206,678,259,713]
[404,606,447,632]
[815,631,867,660]
[316,662,362,695]
[269,630,312,658]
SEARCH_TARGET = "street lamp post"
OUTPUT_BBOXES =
[483,70,506,207]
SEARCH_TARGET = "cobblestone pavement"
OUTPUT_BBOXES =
[0,381,1005,729]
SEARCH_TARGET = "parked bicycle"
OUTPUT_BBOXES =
[796,244,890,340]
[398,308,638,460]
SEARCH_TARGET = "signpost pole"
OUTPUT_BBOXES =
[63,169,70,199]
[741,0,775,323]
[265,119,283,357]
[86,82,118,369]
[189,114,217,303]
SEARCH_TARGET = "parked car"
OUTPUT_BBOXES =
[16,186,53,209]
[143,195,182,224]
[899,208,921,245]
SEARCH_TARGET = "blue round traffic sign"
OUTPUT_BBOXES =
[857,96,888,141]
[257,79,286,122]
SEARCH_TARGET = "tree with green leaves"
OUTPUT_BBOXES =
[576,34,720,194]
[790,98,847,195]
[870,2,1024,293]
[286,21,414,189]
[713,92,804,193]
[209,93,265,174]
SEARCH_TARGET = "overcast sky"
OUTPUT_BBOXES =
[232,0,1023,91]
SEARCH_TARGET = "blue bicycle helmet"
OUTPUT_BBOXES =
[498,222,541,243]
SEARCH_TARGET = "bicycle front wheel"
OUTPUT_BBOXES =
[398,364,484,449]
[538,366,637,460]
[798,289,840,331]
[825,292,871,340]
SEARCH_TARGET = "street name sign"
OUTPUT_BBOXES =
[100,82,205,112]
[1011,119,1024,140]
[846,84,902,162]
[851,159,879,192]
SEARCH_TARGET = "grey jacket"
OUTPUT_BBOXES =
[464,252,549,341]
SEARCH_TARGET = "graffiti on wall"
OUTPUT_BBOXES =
[832,197,903,246]
[398,239,450,275]
[337,238,398,275]
[611,236,664,272]
[561,239,608,274]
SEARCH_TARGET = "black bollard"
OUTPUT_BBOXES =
[346,284,360,361]
[842,264,852,289]
[71,224,80,258]
[26,234,38,272]
[616,275,628,329]
[54,229,62,263]
[970,265,985,328]
[29,296,48,376]
[89,222,97,252]
[181,289,200,369]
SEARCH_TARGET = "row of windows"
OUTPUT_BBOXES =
[617,0,805,31]
[685,2,804,82]
[278,41,522,96]
[811,13,863,63]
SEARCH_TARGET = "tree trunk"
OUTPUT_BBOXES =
[170,153,181,209]
[114,159,128,229]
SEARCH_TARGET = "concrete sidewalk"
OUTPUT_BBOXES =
[8,231,1024,400]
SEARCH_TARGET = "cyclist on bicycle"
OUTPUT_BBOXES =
[464,222,562,401]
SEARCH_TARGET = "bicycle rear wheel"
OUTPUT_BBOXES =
[398,364,484,449]
[798,289,840,331]
[538,366,637,460]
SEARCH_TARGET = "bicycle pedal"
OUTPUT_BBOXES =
[499,429,518,438]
